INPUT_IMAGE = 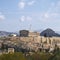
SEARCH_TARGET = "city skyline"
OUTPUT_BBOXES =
[0,0,60,32]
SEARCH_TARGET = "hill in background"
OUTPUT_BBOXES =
[40,28,60,37]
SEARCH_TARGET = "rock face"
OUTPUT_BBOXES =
[40,28,60,37]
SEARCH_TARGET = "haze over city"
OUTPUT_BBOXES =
[0,0,60,32]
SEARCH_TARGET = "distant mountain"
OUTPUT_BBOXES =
[40,28,60,37]
[0,31,18,37]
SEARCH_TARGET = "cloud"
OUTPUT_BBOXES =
[26,16,32,21]
[0,12,5,20]
[44,13,49,18]
[18,0,36,9]
[28,1,35,6]
[20,16,25,22]
[20,16,32,22]
[37,12,60,22]
[48,1,60,13]
[19,0,60,23]
[39,0,60,22]
[18,1,25,9]
[43,13,58,19]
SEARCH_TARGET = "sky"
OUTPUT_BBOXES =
[0,0,60,32]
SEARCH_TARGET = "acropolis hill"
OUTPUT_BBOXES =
[0,29,60,53]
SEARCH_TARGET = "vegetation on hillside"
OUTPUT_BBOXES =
[0,49,60,60]
[0,52,26,60]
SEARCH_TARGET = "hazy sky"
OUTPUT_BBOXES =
[0,0,60,32]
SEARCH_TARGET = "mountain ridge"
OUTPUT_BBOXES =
[0,31,18,37]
